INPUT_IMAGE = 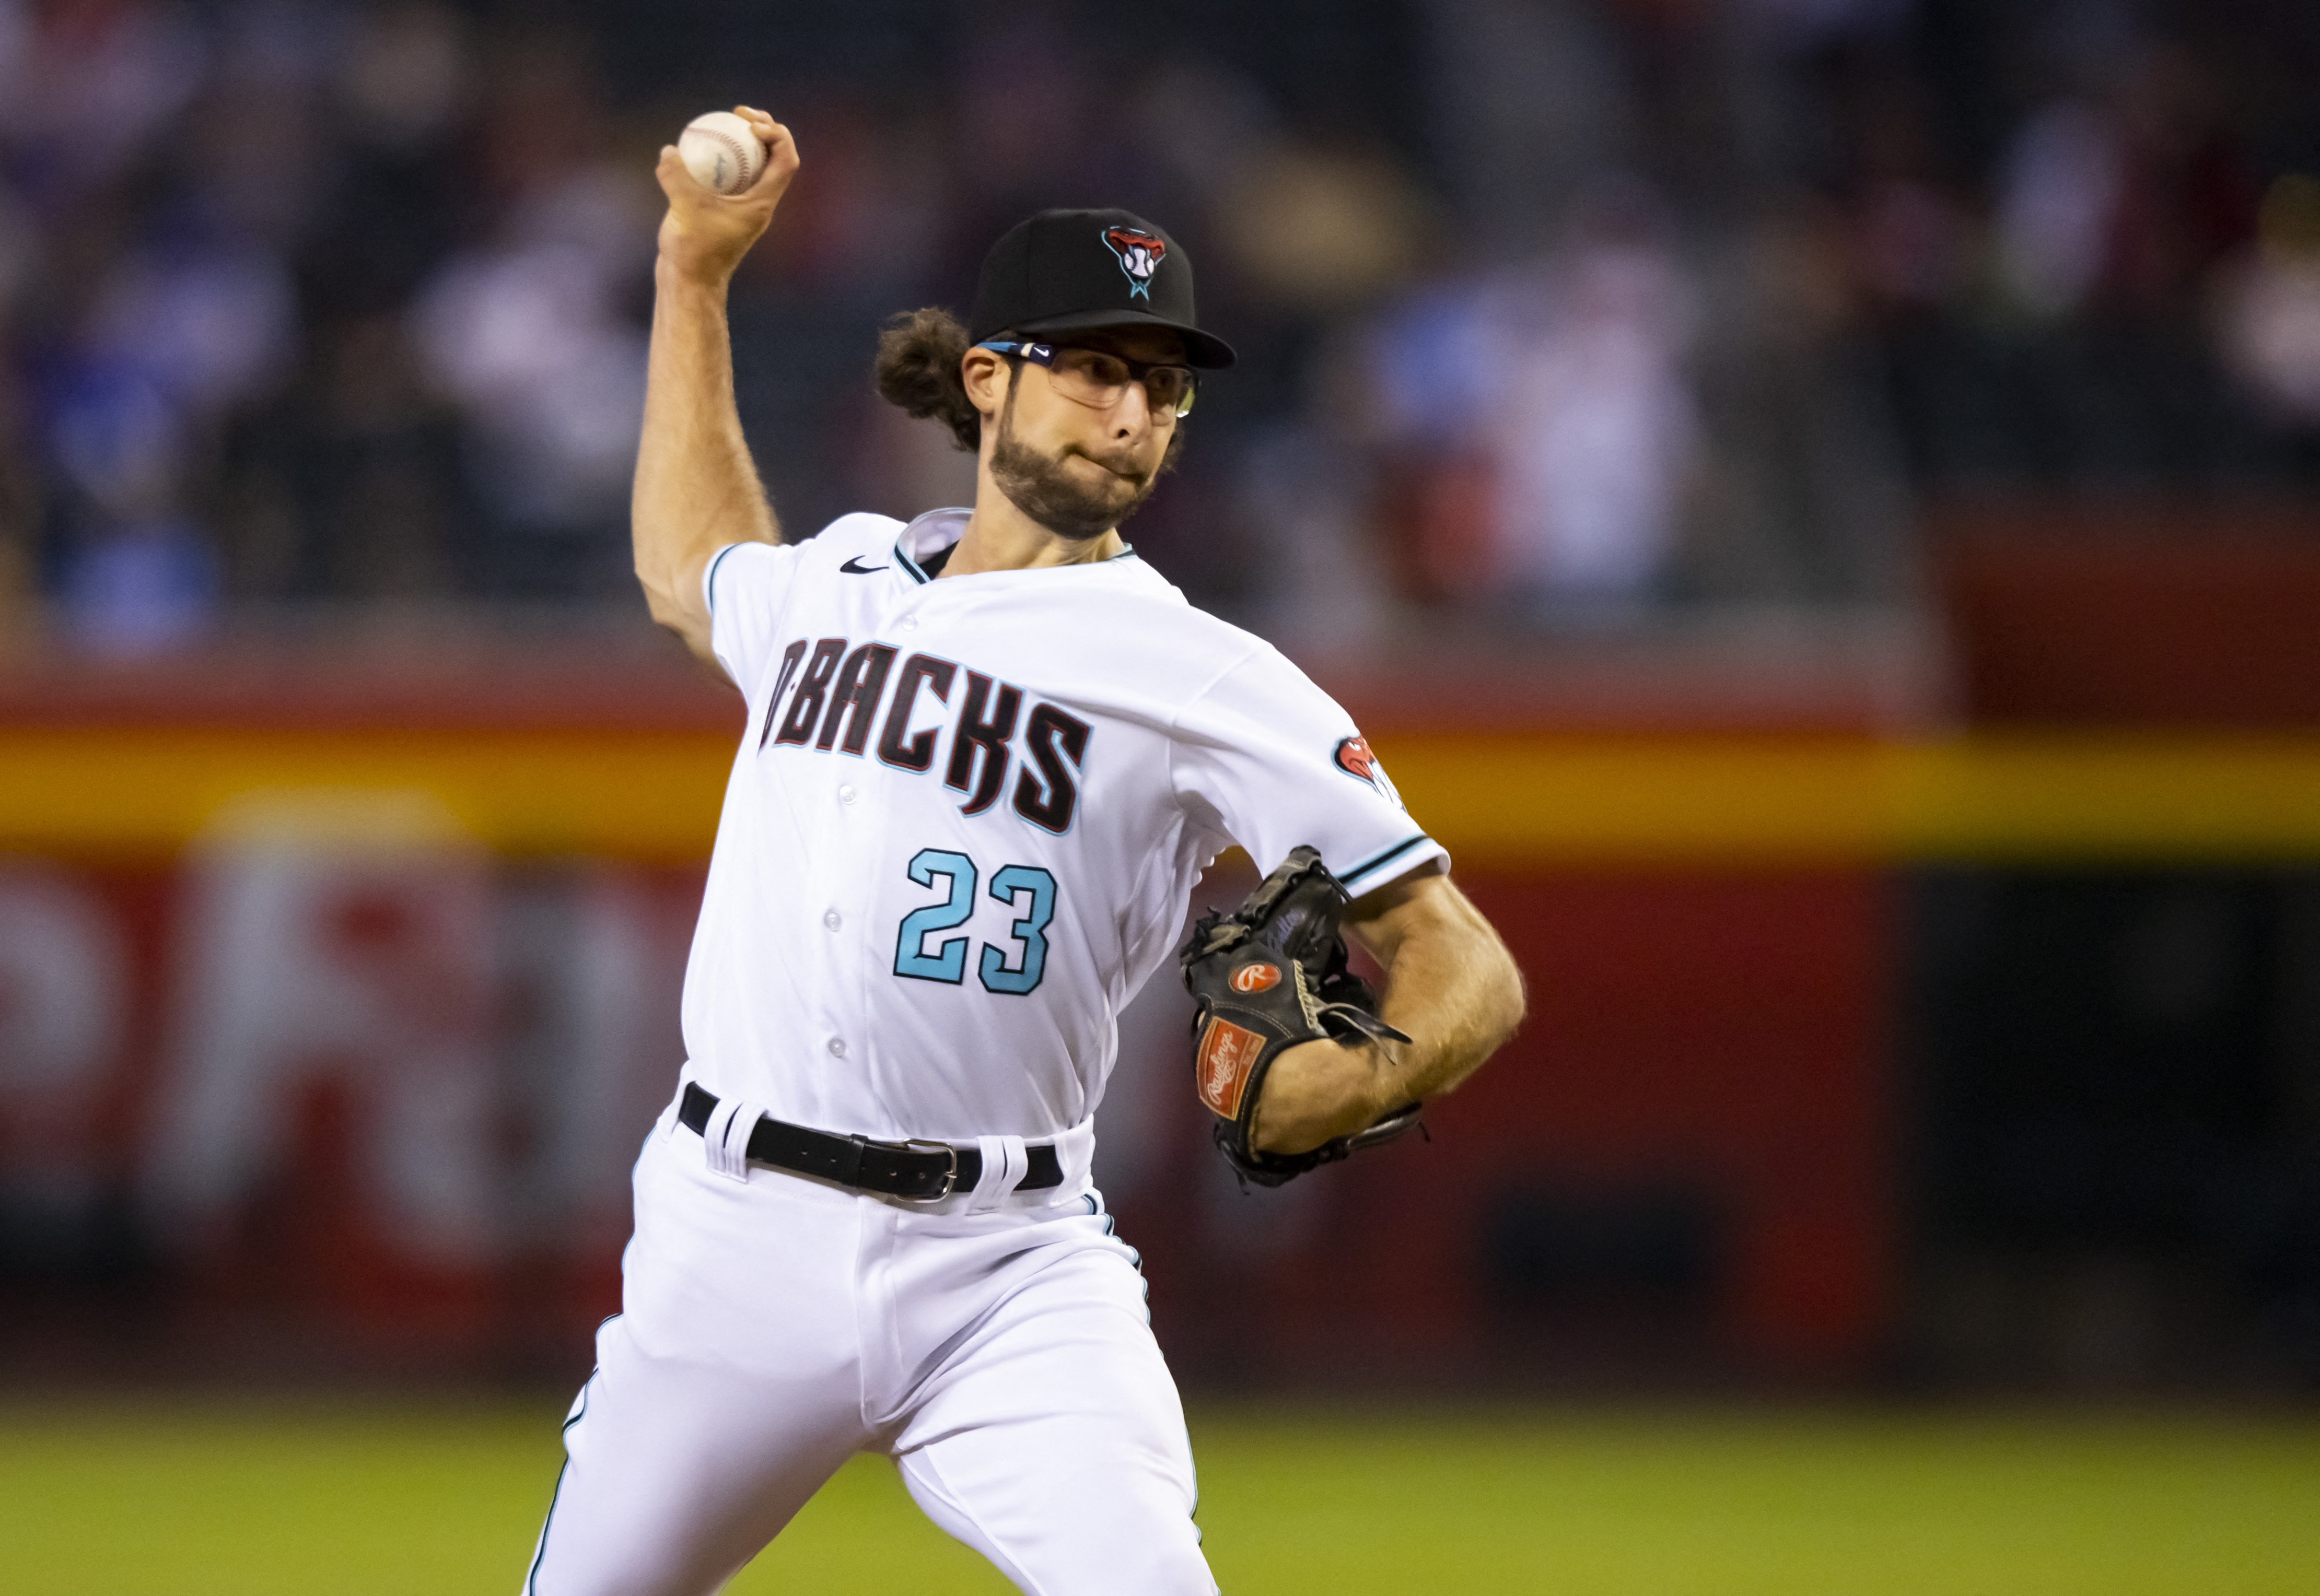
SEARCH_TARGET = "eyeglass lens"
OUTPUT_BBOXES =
[1048,349,1196,417]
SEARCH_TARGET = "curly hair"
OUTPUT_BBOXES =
[873,307,984,452]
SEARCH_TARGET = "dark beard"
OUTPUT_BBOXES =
[987,384,1162,542]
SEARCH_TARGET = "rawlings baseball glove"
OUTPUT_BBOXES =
[1180,846,1423,1188]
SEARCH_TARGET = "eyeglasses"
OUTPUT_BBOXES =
[975,340,1197,419]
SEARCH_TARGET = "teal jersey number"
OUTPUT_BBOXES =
[892,851,1057,996]
[979,865,1056,995]
[893,849,976,983]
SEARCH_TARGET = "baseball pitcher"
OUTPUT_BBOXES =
[520,106,1527,1596]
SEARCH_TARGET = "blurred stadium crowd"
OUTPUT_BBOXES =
[6,0,2320,1399]
[0,0,2316,653]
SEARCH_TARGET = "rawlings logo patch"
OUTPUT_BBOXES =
[1230,961,1283,994]
[1195,1018,1266,1118]
[1334,735,1404,809]
[1103,226,1168,300]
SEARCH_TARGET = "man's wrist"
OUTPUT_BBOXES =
[1316,1041,1402,1143]
[655,249,734,299]
[1355,1035,1414,1120]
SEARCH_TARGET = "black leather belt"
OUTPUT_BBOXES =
[679,1082,1062,1201]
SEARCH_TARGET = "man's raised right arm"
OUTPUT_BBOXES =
[632,108,799,665]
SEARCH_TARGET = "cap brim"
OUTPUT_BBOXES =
[1009,307,1237,370]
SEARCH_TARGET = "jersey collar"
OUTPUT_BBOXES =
[893,508,969,584]
[893,506,1141,582]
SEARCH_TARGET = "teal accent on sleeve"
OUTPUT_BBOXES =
[704,543,743,616]
[1339,834,1431,888]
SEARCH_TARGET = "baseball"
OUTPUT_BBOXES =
[678,110,767,195]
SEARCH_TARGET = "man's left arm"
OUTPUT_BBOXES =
[1250,869,1526,1155]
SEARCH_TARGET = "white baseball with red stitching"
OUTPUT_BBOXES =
[678,110,766,195]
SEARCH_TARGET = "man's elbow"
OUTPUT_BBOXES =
[638,569,685,629]
[1485,941,1527,1050]
[1466,926,1525,1055]
[636,566,718,663]
[1438,882,1525,1050]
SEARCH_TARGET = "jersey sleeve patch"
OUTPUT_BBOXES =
[1333,735,1405,810]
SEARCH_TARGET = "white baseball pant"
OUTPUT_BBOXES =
[520,1099,1217,1595]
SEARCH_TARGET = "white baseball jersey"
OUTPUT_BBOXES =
[682,507,1445,1148]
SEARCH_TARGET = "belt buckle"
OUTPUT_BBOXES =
[899,1139,960,1202]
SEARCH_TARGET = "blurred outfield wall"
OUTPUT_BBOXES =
[5,525,2320,1389]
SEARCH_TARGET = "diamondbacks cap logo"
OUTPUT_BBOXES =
[1196,1017,1266,1118]
[1334,735,1404,809]
[1103,226,1168,300]
[1229,961,1283,994]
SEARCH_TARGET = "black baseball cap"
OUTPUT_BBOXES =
[969,207,1237,370]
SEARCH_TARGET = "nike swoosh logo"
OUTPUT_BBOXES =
[840,556,888,574]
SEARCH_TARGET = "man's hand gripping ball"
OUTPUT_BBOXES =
[1180,847,1423,1188]
[656,105,798,285]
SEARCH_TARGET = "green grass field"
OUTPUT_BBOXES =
[4,1398,2316,1594]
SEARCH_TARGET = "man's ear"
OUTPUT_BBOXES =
[961,347,1010,419]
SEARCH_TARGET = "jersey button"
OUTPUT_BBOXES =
[822,909,842,931]
[838,783,857,805]
[826,1037,847,1059]
[900,615,919,632]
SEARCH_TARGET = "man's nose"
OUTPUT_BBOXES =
[1110,379,1153,434]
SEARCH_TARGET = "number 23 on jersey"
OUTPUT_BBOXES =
[893,848,1057,995]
